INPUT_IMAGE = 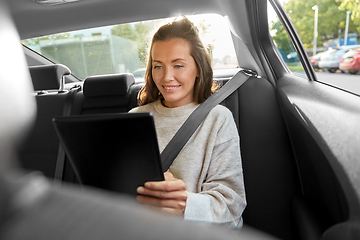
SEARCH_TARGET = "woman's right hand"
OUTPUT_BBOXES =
[136,171,187,215]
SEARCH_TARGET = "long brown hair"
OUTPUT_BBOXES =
[138,17,217,106]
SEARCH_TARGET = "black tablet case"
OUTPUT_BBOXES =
[53,112,164,196]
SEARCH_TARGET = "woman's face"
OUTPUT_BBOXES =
[151,38,198,108]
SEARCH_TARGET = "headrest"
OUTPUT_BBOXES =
[29,64,71,91]
[83,73,135,98]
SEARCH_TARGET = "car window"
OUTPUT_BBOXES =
[22,14,238,81]
[268,0,360,95]
[267,1,306,78]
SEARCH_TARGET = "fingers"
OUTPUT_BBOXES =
[137,195,186,211]
[136,172,187,214]
[164,171,175,181]
[142,179,186,192]
[137,186,187,200]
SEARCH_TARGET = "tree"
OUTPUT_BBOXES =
[270,19,294,54]
[271,0,358,50]
[111,17,216,67]
[338,0,360,33]
[111,22,155,67]
[196,19,215,58]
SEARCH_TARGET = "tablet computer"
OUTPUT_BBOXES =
[53,112,164,196]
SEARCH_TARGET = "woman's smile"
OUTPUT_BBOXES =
[162,85,181,92]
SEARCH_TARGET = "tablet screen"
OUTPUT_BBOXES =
[53,112,164,196]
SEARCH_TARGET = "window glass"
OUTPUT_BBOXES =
[268,0,360,95]
[267,1,306,78]
[22,14,238,81]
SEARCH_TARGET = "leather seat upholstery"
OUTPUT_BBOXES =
[79,73,137,114]
[29,64,70,91]
[18,65,75,178]
[221,77,300,240]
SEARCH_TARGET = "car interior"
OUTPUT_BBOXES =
[2,0,360,239]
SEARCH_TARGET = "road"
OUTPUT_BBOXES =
[314,71,360,95]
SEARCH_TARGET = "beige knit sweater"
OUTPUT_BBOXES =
[129,99,246,228]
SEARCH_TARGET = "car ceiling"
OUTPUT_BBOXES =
[7,0,255,41]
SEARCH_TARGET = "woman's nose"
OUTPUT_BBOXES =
[164,67,175,81]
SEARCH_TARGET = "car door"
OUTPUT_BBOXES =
[245,0,360,239]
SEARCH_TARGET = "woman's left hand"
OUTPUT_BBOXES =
[136,171,187,215]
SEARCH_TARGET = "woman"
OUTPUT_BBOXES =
[129,17,246,228]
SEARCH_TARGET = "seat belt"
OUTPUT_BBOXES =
[54,85,81,184]
[160,68,259,171]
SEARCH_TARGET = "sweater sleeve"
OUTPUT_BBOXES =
[183,110,246,228]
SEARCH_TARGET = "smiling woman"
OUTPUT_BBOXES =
[129,17,246,228]
[22,14,238,81]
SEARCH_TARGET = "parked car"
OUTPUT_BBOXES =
[132,68,146,83]
[318,45,360,73]
[309,51,326,70]
[286,51,299,62]
[1,0,360,240]
[339,47,360,75]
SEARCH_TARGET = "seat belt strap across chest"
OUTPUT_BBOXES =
[160,68,259,171]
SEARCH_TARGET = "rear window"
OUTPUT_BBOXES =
[22,14,238,81]
[343,48,360,58]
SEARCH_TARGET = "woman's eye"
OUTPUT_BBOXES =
[153,66,162,69]
[174,65,183,69]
